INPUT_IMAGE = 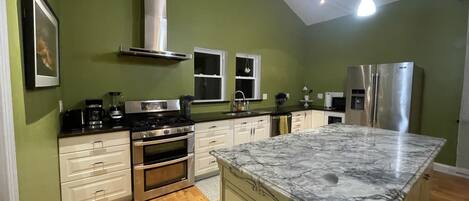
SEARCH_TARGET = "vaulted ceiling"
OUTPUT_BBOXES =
[284,0,400,26]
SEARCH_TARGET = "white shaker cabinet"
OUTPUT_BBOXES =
[59,131,132,201]
[195,120,234,178]
[311,110,326,128]
[234,116,270,145]
[291,111,313,132]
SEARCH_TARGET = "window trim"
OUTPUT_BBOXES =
[193,47,226,103]
[235,53,261,100]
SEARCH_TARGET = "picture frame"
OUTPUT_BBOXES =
[22,0,60,89]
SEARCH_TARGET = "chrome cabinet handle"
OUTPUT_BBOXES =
[209,160,217,164]
[94,189,106,200]
[92,141,103,149]
[209,140,217,144]
[209,126,217,129]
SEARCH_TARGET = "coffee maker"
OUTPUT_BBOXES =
[85,99,105,127]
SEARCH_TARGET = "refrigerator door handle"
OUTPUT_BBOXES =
[373,73,380,126]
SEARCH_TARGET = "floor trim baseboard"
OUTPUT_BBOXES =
[433,162,469,180]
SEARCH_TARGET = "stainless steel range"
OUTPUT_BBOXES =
[125,100,195,201]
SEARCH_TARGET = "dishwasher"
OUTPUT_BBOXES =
[270,112,292,137]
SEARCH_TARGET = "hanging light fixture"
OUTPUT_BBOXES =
[357,0,376,17]
[320,0,326,5]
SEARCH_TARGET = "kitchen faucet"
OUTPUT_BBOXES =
[232,90,249,112]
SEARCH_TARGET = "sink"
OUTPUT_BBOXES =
[222,111,260,116]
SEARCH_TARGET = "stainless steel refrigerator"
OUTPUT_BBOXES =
[345,62,423,133]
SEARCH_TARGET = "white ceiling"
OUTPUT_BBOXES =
[284,0,400,26]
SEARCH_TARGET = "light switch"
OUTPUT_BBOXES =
[317,93,323,99]
[262,93,268,100]
[286,93,290,98]
[59,100,64,113]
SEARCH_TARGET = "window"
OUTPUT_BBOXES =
[194,48,226,102]
[235,53,261,100]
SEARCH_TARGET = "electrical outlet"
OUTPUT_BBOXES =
[262,93,268,100]
[286,93,290,98]
[59,100,64,113]
[317,93,323,99]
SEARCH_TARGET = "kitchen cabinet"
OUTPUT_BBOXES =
[58,131,132,201]
[311,110,326,128]
[194,116,270,178]
[234,116,270,145]
[405,164,432,201]
[195,120,234,178]
[291,111,313,132]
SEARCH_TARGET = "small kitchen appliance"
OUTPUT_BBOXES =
[108,92,124,121]
[125,99,195,201]
[62,109,84,131]
[324,92,344,109]
[84,99,105,127]
[180,95,195,119]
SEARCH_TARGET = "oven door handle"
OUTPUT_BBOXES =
[133,133,194,147]
[134,154,194,170]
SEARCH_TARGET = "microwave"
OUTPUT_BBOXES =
[324,112,345,125]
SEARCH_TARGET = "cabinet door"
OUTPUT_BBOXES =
[311,110,325,128]
[234,126,252,145]
[253,122,269,142]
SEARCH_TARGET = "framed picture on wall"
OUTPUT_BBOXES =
[22,0,60,89]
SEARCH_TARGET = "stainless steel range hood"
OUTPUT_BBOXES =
[119,0,192,61]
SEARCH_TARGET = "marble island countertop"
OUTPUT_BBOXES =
[210,124,445,201]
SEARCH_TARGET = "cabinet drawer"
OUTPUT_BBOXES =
[292,111,304,117]
[59,131,130,154]
[196,143,227,154]
[196,120,233,132]
[195,153,219,176]
[60,144,131,183]
[61,169,132,201]
[196,134,227,150]
[196,128,232,139]
[235,116,269,126]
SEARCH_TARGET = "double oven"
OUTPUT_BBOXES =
[126,100,195,201]
[132,126,195,201]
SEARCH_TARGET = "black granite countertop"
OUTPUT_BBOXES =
[58,105,345,137]
[58,121,130,138]
[191,105,345,123]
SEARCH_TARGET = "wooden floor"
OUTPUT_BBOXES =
[150,186,210,201]
[151,171,469,201]
[431,171,469,201]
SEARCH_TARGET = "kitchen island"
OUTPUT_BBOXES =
[210,124,445,201]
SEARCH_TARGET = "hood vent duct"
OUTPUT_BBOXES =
[119,0,192,61]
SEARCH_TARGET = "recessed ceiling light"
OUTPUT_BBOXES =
[357,0,376,17]
[320,0,325,5]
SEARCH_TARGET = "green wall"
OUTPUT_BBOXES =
[7,0,469,200]
[60,0,308,113]
[7,0,62,200]
[304,0,469,165]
